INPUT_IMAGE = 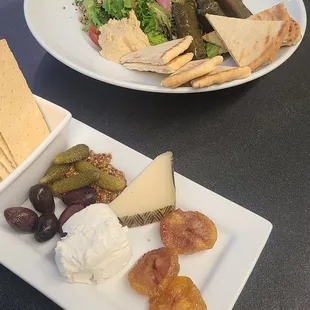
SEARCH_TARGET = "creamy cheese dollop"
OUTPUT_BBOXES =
[55,203,132,284]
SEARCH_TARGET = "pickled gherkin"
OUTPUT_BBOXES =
[173,0,206,59]
[40,164,71,184]
[51,171,99,195]
[54,144,90,164]
[74,161,126,192]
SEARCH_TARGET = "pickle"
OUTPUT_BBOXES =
[51,171,99,195]
[40,164,71,184]
[54,144,90,164]
[74,161,126,192]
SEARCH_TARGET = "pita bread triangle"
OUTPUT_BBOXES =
[120,36,193,65]
[206,14,288,70]
[203,3,300,48]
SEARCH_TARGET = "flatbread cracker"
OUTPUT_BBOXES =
[120,36,193,65]
[161,56,223,88]
[203,3,301,50]
[205,14,289,70]
[0,39,50,166]
[0,133,17,168]
[0,147,15,173]
[191,66,251,88]
[123,53,194,74]
[0,162,9,180]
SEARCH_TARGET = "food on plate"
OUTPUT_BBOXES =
[51,171,100,195]
[128,247,180,296]
[197,0,225,33]
[149,276,207,310]
[55,203,132,284]
[62,186,97,207]
[4,207,38,233]
[120,36,193,65]
[54,144,90,165]
[58,204,85,235]
[109,152,175,228]
[160,209,217,254]
[0,40,49,180]
[98,11,150,63]
[123,52,194,74]
[65,150,127,204]
[172,0,206,59]
[34,213,58,243]
[216,0,251,18]
[40,164,71,184]
[191,65,251,88]
[205,14,289,71]
[75,160,126,192]
[29,184,55,214]
[203,3,302,51]
[161,55,223,88]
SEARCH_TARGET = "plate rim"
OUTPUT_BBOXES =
[23,0,307,94]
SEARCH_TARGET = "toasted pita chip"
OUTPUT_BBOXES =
[161,56,223,88]
[120,36,193,65]
[123,53,194,74]
[203,3,301,49]
[191,66,251,88]
[205,14,289,70]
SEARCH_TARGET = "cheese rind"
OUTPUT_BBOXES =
[109,152,176,225]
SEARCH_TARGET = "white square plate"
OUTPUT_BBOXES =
[0,118,272,310]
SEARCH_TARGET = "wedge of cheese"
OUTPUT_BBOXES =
[109,152,176,228]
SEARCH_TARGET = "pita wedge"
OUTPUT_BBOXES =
[191,66,251,88]
[161,56,223,88]
[205,14,289,70]
[123,53,194,74]
[203,3,301,49]
[120,36,193,65]
[0,39,50,166]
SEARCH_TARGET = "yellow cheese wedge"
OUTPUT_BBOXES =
[109,152,176,228]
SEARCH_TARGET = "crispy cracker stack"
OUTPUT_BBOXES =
[0,39,50,181]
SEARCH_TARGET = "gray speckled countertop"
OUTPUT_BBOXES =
[1,0,310,309]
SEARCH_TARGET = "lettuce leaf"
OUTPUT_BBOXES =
[104,0,135,19]
[135,0,172,45]
[205,42,221,58]
[82,0,110,30]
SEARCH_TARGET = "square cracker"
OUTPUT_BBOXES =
[0,39,50,166]
[0,147,15,173]
[0,162,9,180]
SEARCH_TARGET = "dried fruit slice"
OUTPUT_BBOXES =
[149,276,207,310]
[128,247,180,296]
[160,209,217,254]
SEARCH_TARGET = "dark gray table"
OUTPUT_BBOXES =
[1,1,310,309]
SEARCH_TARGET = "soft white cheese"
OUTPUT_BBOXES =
[55,203,132,284]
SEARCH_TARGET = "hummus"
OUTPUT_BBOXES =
[98,11,150,63]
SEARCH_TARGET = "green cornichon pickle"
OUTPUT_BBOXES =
[74,161,126,192]
[40,164,72,184]
[54,144,90,164]
[51,171,99,195]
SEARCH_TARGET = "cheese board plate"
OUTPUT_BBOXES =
[0,118,272,310]
[23,0,307,93]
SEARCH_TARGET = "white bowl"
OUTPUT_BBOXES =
[0,95,72,208]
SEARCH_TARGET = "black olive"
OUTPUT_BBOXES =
[62,186,96,207]
[29,184,55,214]
[34,214,58,243]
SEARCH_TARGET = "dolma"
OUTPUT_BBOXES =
[217,0,252,18]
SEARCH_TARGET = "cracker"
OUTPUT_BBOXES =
[0,147,15,173]
[0,133,17,168]
[0,162,9,180]
[161,56,223,88]
[0,39,50,166]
